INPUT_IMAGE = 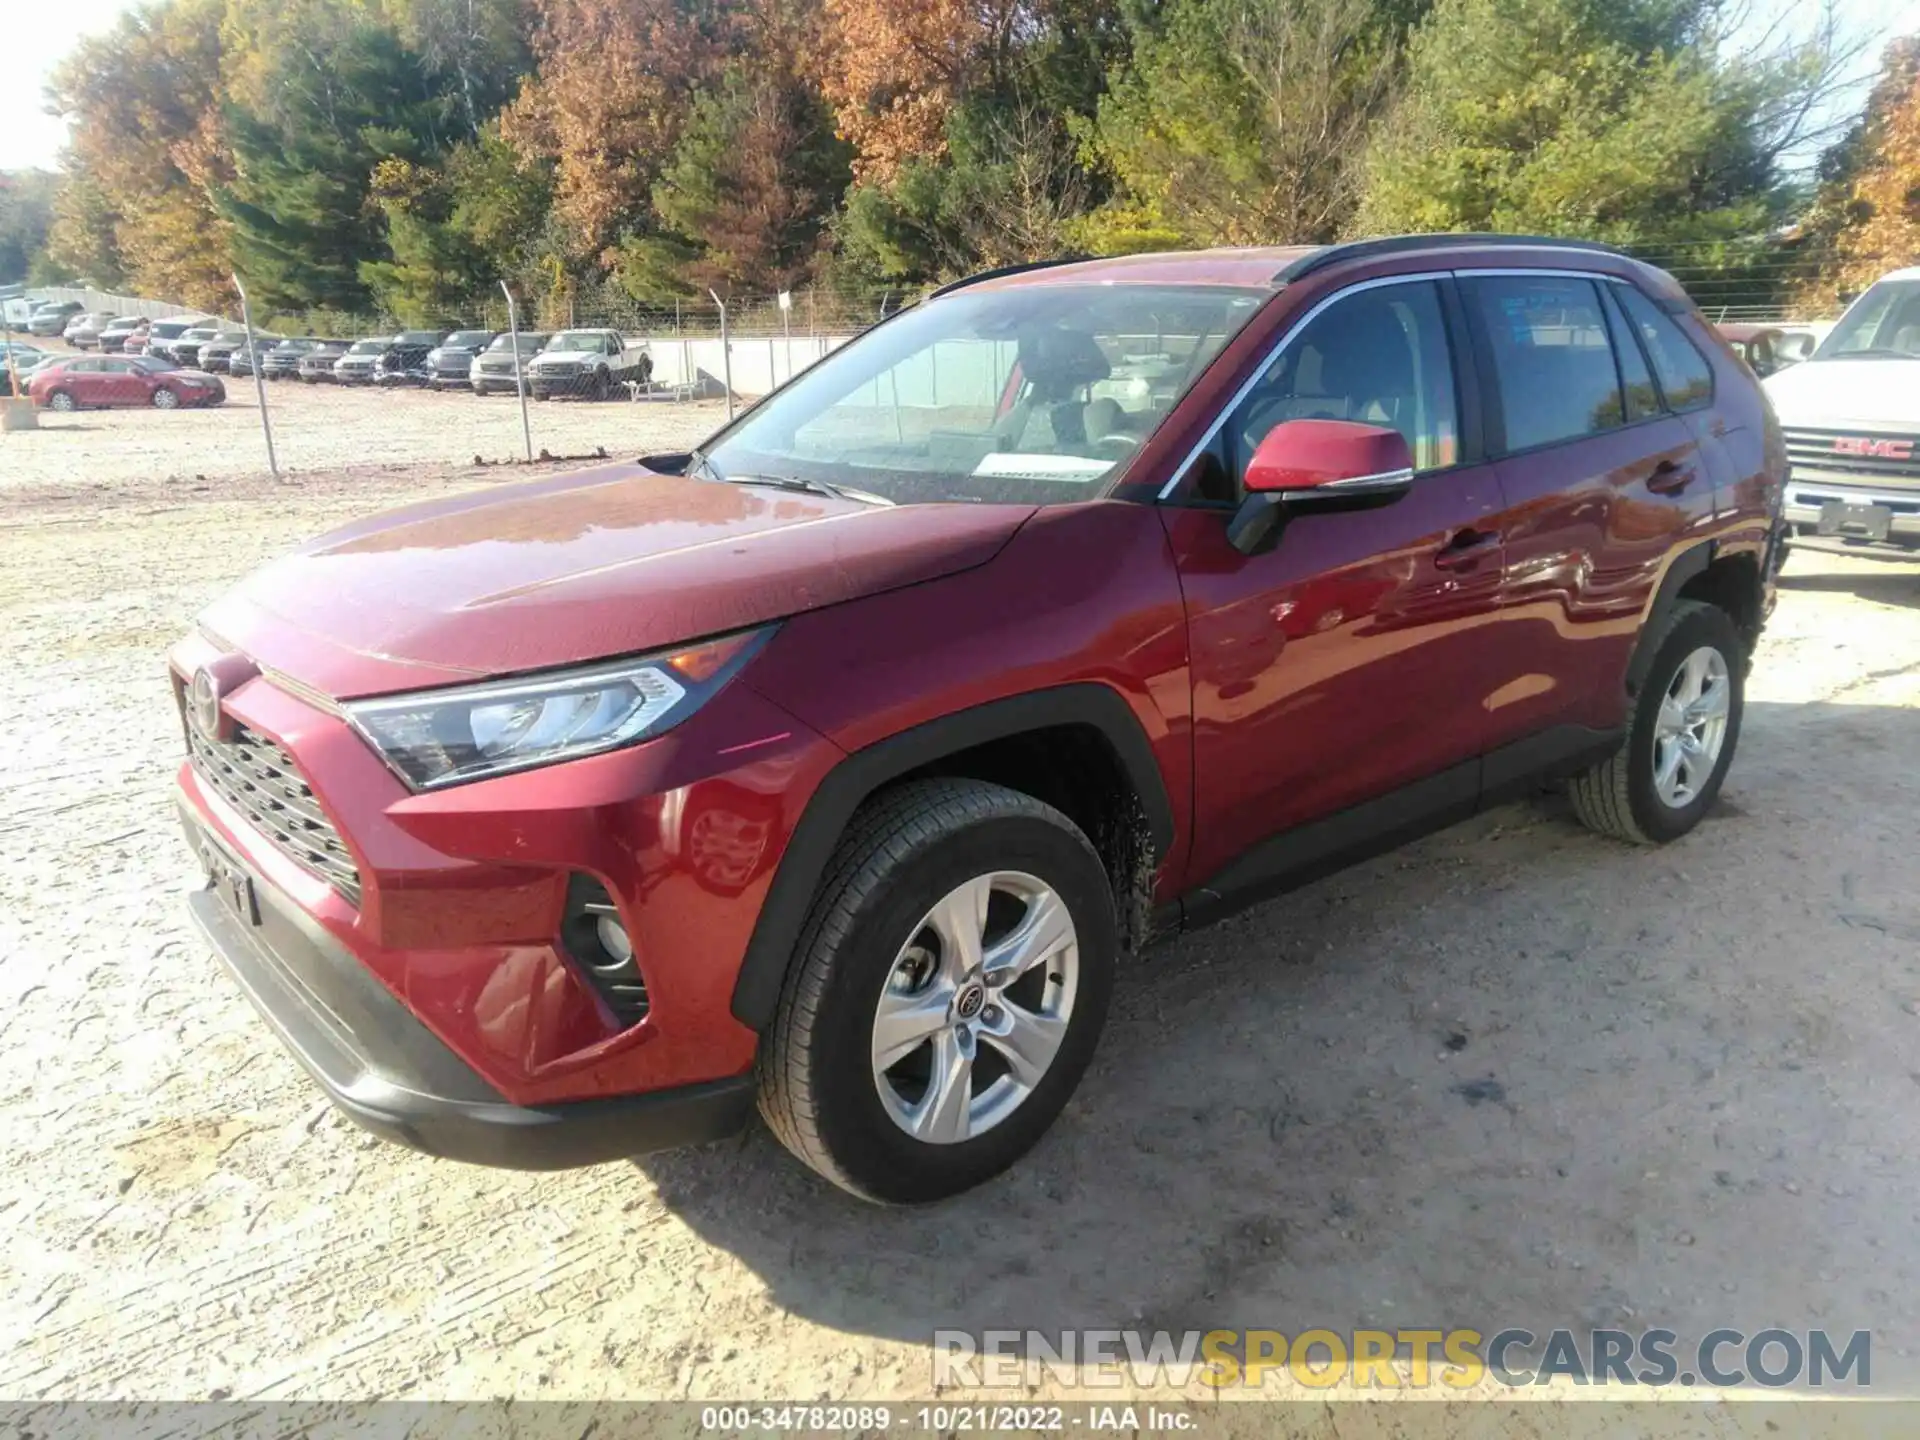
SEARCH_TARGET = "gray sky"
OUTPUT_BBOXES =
[1,0,1915,174]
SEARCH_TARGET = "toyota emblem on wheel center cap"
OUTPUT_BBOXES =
[955,984,986,1021]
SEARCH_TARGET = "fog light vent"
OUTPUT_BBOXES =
[561,875,651,1026]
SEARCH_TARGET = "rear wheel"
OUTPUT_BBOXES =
[45,389,75,412]
[758,779,1116,1203]
[1569,600,1744,844]
[152,386,180,410]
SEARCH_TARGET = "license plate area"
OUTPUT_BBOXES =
[1817,501,1892,541]
[196,829,260,926]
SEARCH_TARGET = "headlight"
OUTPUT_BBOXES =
[343,627,773,789]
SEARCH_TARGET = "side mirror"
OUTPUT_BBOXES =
[1227,419,1415,555]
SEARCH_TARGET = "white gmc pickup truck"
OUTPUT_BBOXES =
[1764,266,1920,555]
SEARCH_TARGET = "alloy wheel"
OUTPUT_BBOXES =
[1652,645,1730,808]
[871,871,1079,1145]
[152,388,180,409]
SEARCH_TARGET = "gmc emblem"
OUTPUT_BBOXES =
[1832,436,1914,459]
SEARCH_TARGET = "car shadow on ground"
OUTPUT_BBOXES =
[634,699,1920,1384]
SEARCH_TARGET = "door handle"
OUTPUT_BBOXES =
[1434,527,1500,571]
[1648,460,1696,495]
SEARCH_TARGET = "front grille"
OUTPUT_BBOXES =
[188,721,362,906]
[1783,427,1920,485]
[535,363,579,378]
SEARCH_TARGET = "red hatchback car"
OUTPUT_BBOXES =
[171,235,1785,1201]
[33,354,226,411]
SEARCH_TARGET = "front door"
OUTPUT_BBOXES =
[1161,276,1509,898]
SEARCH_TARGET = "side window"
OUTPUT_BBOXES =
[1612,284,1713,411]
[1600,285,1662,422]
[1464,275,1623,451]
[1229,280,1460,484]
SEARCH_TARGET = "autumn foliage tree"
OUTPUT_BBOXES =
[501,0,713,265]
[1797,38,1920,305]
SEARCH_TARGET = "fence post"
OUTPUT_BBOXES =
[709,289,734,421]
[232,273,279,480]
[501,280,533,463]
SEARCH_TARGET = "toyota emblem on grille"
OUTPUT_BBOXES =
[189,668,223,739]
[185,653,258,742]
[1832,436,1914,459]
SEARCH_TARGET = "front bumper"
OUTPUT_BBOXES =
[183,807,755,1167]
[169,628,845,1161]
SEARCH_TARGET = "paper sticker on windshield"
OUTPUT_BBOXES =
[972,454,1113,482]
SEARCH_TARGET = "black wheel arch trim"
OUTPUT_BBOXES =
[729,683,1174,1031]
[1626,541,1714,696]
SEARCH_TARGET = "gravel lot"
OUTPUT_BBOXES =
[1,370,730,490]
[4,384,1920,1403]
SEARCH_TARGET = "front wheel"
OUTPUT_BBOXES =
[152,387,180,410]
[45,389,75,412]
[758,779,1116,1203]
[1569,599,1745,844]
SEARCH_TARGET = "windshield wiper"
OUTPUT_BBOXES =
[692,456,892,507]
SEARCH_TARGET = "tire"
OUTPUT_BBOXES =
[758,778,1117,1203]
[591,368,612,401]
[45,389,75,412]
[152,387,180,410]
[1569,599,1745,845]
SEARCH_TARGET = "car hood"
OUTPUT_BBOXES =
[199,462,1035,699]
[1764,358,1920,431]
[530,349,602,365]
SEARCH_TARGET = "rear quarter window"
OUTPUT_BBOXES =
[1613,284,1714,411]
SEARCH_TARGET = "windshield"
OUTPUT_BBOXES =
[1815,279,1920,360]
[701,283,1266,505]
[398,331,443,345]
[346,339,387,355]
[443,331,490,347]
[488,333,550,352]
[131,355,178,373]
[548,331,613,350]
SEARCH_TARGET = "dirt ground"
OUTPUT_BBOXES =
[1,368,732,488]
[3,386,1920,1403]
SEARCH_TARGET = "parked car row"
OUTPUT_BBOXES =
[259,326,655,398]
[10,299,661,405]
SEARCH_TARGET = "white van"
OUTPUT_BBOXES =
[1764,267,1920,553]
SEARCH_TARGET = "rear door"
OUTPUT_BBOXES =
[1456,271,1714,752]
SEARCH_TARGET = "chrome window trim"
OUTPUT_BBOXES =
[1156,270,1452,500]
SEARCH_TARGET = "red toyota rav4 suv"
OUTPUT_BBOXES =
[172,235,1785,1202]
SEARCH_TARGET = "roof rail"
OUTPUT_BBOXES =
[1275,233,1632,284]
[929,256,1092,298]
